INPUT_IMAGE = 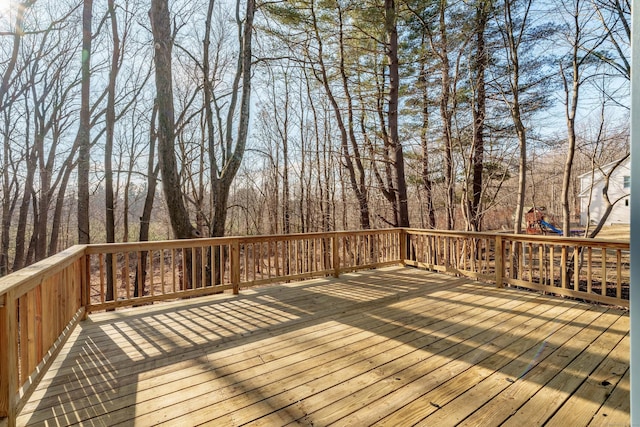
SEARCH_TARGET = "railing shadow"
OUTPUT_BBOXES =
[17,267,629,425]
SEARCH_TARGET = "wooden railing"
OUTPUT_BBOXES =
[0,228,629,425]
[84,229,403,313]
[404,229,630,307]
[0,246,86,423]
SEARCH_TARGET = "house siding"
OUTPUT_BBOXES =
[578,158,631,226]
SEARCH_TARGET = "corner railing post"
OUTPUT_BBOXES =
[399,228,407,265]
[495,235,504,288]
[333,233,340,278]
[0,295,7,420]
[231,239,240,295]
[0,289,17,426]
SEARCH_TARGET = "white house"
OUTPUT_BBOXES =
[577,157,630,226]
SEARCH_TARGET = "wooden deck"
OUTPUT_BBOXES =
[16,266,629,426]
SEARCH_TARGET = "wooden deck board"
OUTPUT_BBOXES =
[268,289,584,426]
[417,309,621,427]
[16,267,629,426]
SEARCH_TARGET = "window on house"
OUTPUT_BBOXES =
[623,176,630,188]
[625,199,629,206]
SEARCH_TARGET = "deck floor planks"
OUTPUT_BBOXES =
[501,312,630,427]
[25,272,460,401]
[20,273,475,424]
[172,282,551,426]
[545,324,629,426]
[416,308,621,427]
[43,272,416,365]
[14,266,629,426]
[588,367,630,426]
[113,281,507,425]
[363,300,605,427]
[265,292,583,426]
[457,311,625,426]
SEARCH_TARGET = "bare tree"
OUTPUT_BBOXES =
[150,0,198,239]
[560,0,596,236]
[305,1,371,229]
[201,0,255,237]
[134,104,160,297]
[591,0,630,80]
[77,0,93,244]
[498,0,531,234]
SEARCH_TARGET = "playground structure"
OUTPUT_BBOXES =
[525,206,563,235]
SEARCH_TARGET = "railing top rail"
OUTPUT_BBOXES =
[403,228,629,249]
[84,229,403,254]
[0,245,86,304]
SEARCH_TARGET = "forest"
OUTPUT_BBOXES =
[0,0,631,276]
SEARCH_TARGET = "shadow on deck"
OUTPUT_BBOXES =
[17,266,629,426]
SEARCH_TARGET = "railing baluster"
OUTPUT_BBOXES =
[99,253,105,304]
[191,248,197,289]
[275,241,280,277]
[150,250,155,297]
[245,243,250,283]
[495,236,503,288]
[160,249,166,295]
[587,247,592,294]
[260,242,264,281]
[573,246,580,292]
[527,242,533,284]
[560,245,567,289]
[268,241,273,279]
[200,247,206,289]
[209,246,215,288]
[550,245,555,287]
[171,249,176,293]
[617,249,622,300]
[333,233,340,277]
[601,248,607,297]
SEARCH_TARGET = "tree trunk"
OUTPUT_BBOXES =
[310,1,370,230]
[49,160,75,256]
[418,38,435,229]
[209,0,255,238]
[385,0,409,228]
[134,105,160,298]
[468,0,488,232]
[105,0,120,301]
[438,1,455,230]
[0,119,17,274]
[561,2,582,236]
[77,0,93,245]
[12,147,36,271]
[370,60,398,226]
[502,0,528,234]
[0,0,32,273]
[150,0,197,240]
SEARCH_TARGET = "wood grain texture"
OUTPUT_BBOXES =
[14,267,629,427]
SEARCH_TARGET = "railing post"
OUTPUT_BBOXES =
[0,290,17,426]
[231,240,240,295]
[0,295,7,420]
[82,254,91,320]
[333,233,340,278]
[399,229,407,265]
[495,235,504,288]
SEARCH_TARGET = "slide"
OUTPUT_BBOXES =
[540,220,563,235]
